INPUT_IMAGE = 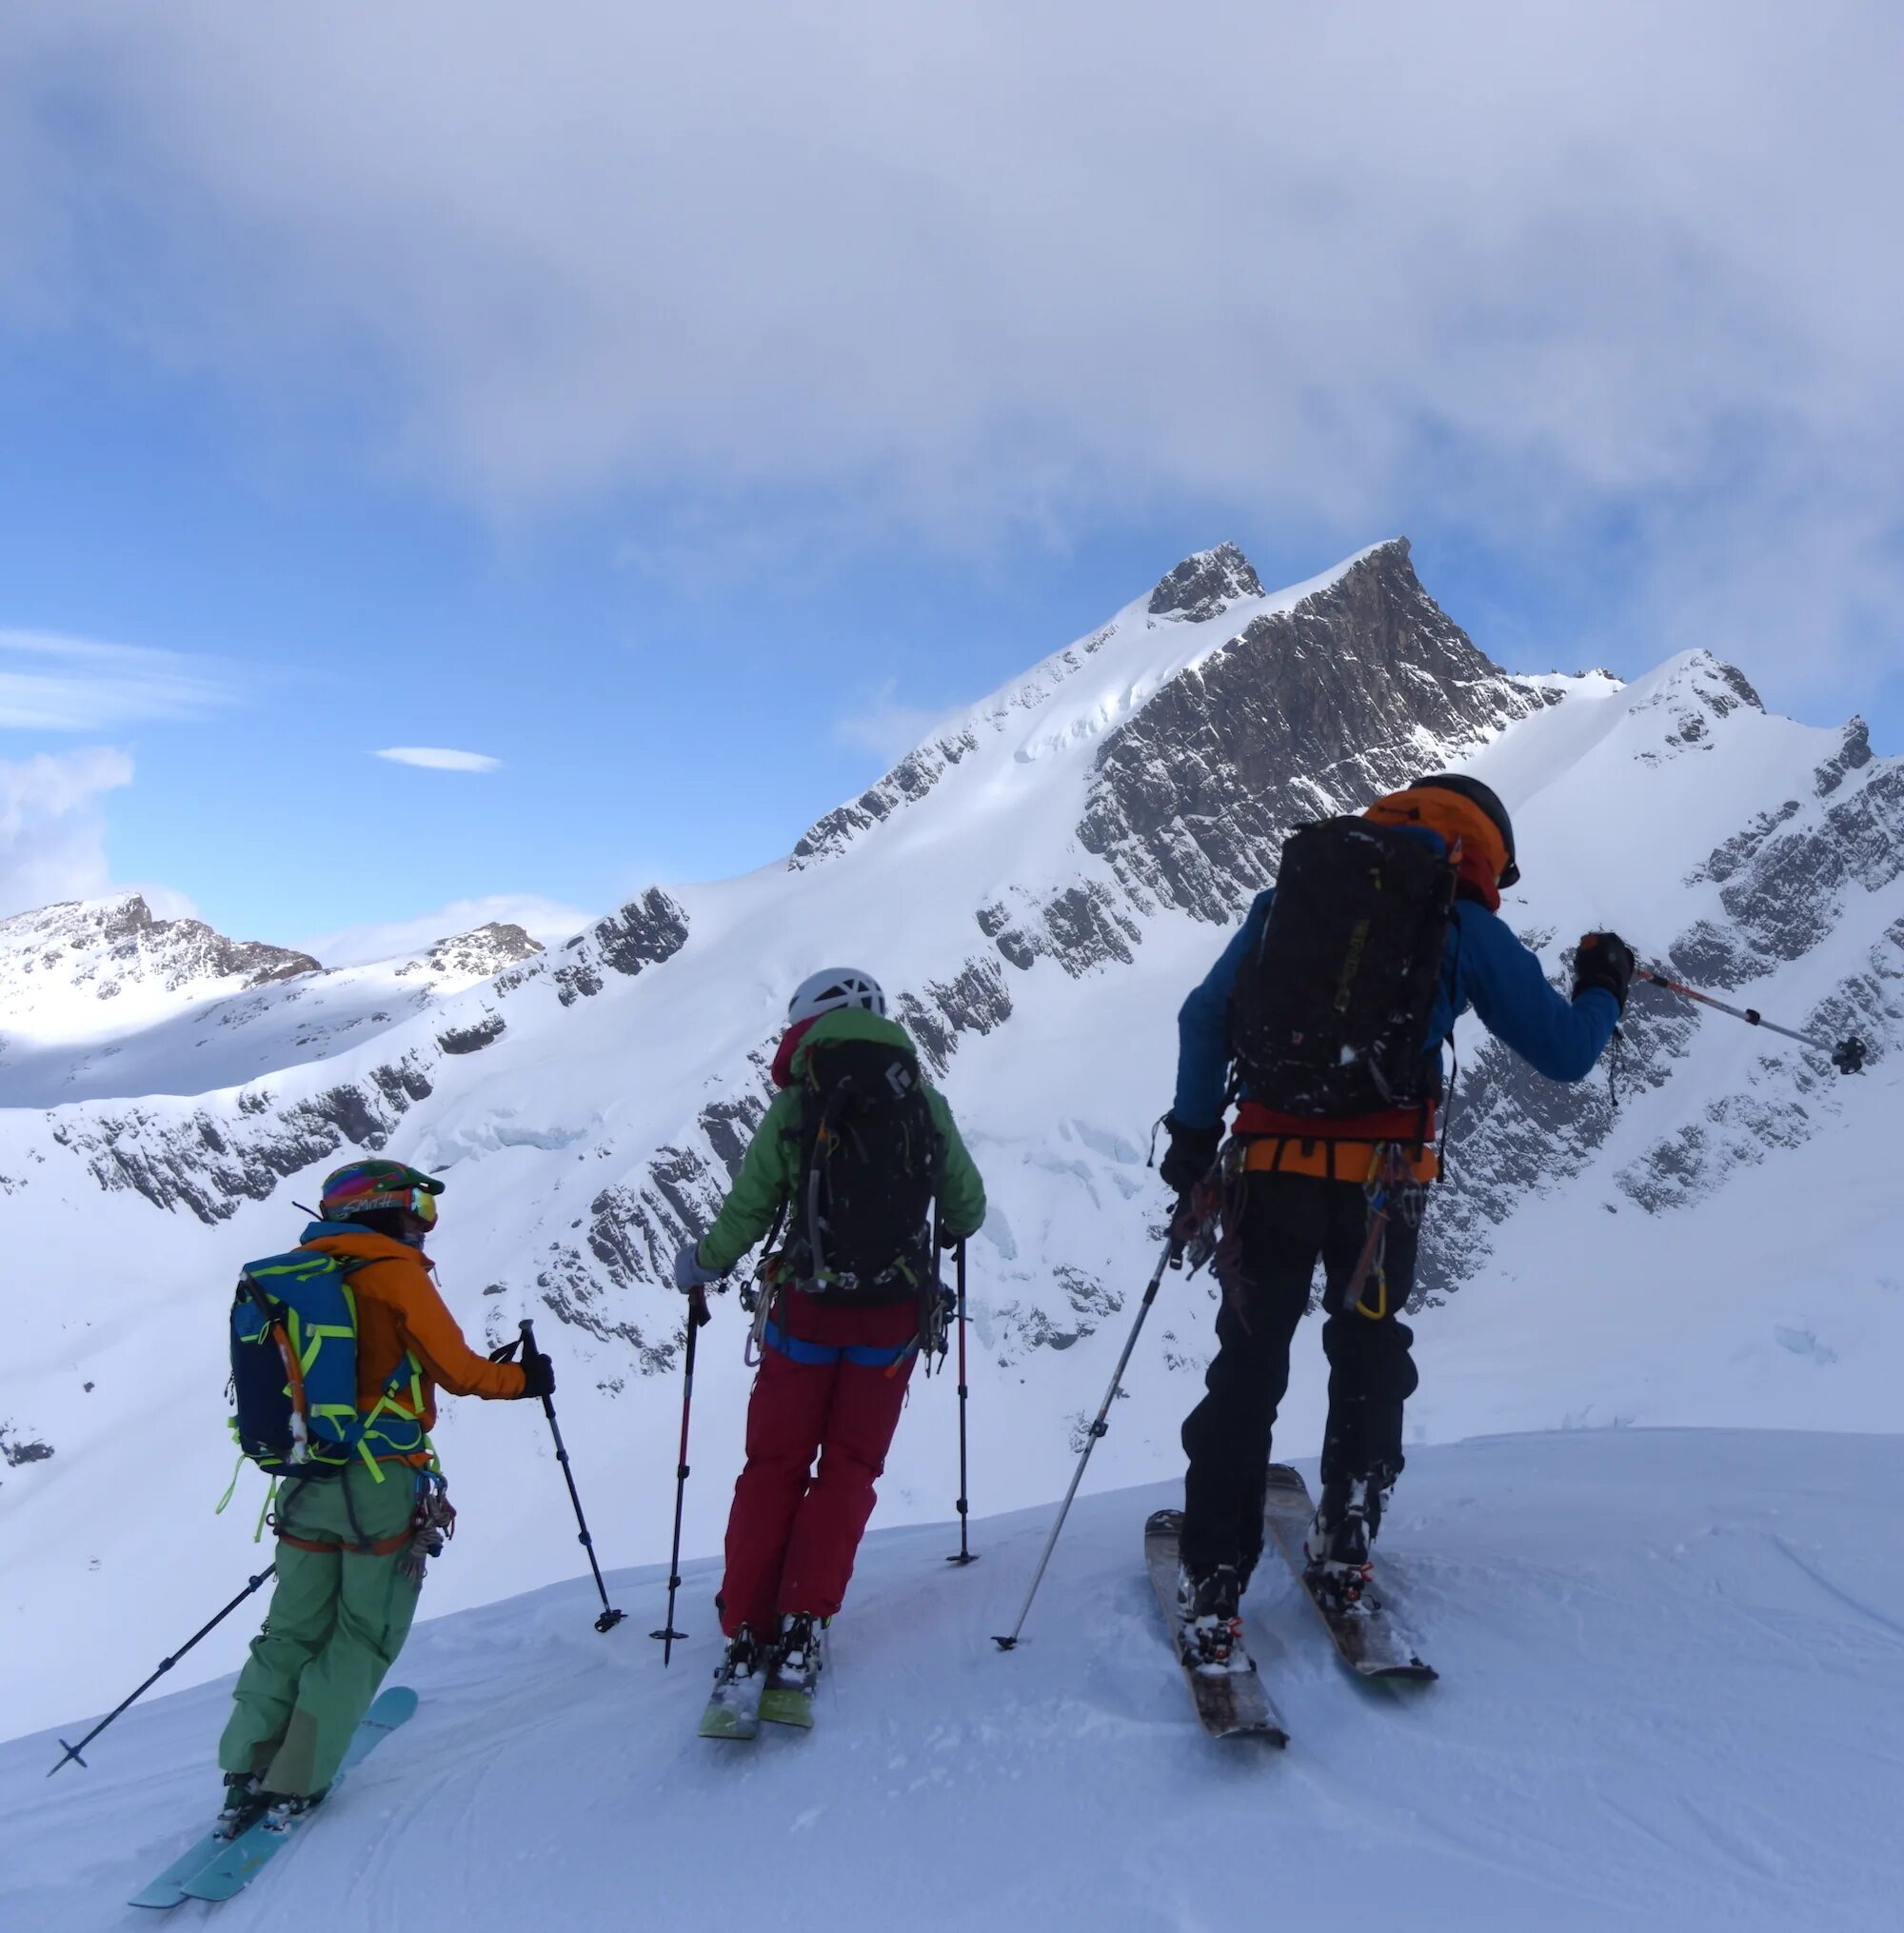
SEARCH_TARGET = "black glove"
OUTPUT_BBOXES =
[1572,931,1636,1011]
[516,1350,556,1401]
[1158,1115,1221,1195]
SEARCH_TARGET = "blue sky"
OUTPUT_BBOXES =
[3,2,1902,959]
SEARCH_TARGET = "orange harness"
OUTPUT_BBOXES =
[277,1526,414,1558]
[1240,1135,1438,1186]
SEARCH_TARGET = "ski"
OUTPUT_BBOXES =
[129,1686,418,1908]
[758,1680,815,1728]
[129,1829,234,1912]
[1260,1464,1437,1681]
[698,1650,764,1741]
[1143,1509,1289,1744]
[759,1626,821,1730]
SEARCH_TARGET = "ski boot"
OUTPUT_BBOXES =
[773,1613,822,1687]
[762,1613,824,1726]
[1178,1562,1246,1669]
[1303,1475,1384,1610]
[699,1624,767,1739]
[214,1772,267,1841]
[715,1626,763,1690]
[257,1787,326,1835]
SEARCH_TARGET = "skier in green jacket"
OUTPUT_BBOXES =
[674,967,986,1700]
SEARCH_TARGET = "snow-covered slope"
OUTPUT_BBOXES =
[3,536,1898,1748]
[0,898,543,1106]
[5,1431,1901,1933]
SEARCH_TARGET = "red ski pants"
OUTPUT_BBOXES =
[719,1293,918,1638]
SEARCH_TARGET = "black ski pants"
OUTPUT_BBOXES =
[1179,1168,1420,1584]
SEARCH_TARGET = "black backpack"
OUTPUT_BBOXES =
[785,1033,943,1299]
[1228,816,1458,1120]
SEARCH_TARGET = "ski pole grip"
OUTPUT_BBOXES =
[520,1317,538,1353]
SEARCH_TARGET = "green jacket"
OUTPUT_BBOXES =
[695,1008,987,1276]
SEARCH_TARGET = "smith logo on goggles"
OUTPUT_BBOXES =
[319,1160,443,1226]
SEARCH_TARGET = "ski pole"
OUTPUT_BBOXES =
[1636,968,1867,1075]
[520,1318,625,1633]
[47,1565,277,1776]
[650,1286,710,1663]
[947,1241,976,1566]
[994,1230,1182,1650]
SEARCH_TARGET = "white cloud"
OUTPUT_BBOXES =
[298,893,592,967]
[371,747,504,773]
[0,630,234,731]
[834,681,947,765]
[0,747,134,916]
[6,4,1904,689]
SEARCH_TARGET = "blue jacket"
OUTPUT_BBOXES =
[1173,888,1619,1129]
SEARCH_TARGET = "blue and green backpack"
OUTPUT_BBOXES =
[228,1247,427,1480]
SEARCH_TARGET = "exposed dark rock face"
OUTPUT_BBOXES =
[552,889,689,1006]
[791,728,982,868]
[977,885,1142,978]
[533,1235,673,1371]
[1667,921,1754,990]
[1147,543,1265,623]
[1081,539,1557,925]
[0,1425,54,1474]
[891,957,1016,1075]
[698,1090,770,1174]
[47,1050,436,1223]
[1705,762,1904,968]
[1815,719,1873,799]
[437,1015,506,1055]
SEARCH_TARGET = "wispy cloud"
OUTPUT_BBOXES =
[0,630,235,731]
[0,747,134,917]
[834,681,945,765]
[371,747,504,773]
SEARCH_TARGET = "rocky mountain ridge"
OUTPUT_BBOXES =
[0,893,318,1018]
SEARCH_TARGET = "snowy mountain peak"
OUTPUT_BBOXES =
[1146,541,1266,622]
[0,892,319,1044]
[395,922,545,984]
[793,538,1440,871]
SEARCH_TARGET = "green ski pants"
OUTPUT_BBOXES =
[217,1463,422,1796]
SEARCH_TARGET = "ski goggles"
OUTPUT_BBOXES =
[400,1186,439,1229]
[319,1164,444,1226]
[318,1185,440,1226]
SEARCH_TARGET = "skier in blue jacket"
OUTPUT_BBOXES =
[1157,773,1632,1652]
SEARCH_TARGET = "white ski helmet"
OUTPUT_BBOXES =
[787,966,886,1026]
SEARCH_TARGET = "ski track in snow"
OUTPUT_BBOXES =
[4,1429,1901,1933]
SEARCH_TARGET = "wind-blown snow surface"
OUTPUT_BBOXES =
[5,536,1901,1749]
[5,1432,1901,1933]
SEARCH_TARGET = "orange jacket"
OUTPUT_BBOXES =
[301,1226,526,1456]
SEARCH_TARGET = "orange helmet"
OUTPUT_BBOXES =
[1364,773,1519,887]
